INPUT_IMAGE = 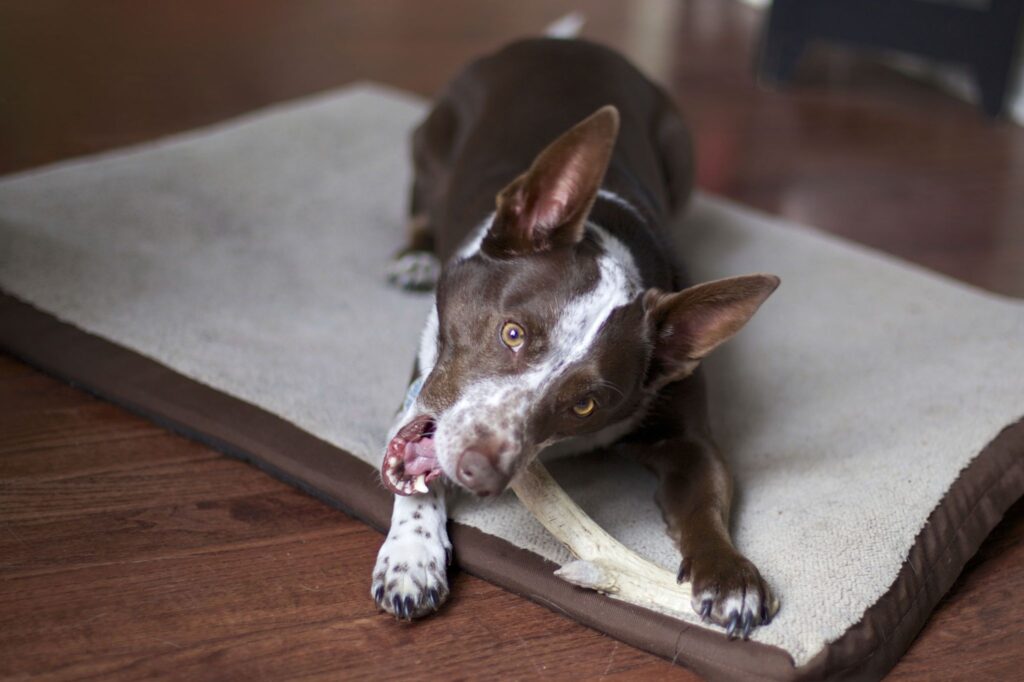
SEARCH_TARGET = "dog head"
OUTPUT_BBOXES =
[382,106,779,497]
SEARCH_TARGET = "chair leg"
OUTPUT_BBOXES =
[974,0,1024,118]
[974,57,1012,118]
[757,0,808,85]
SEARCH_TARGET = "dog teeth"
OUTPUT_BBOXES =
[413,474,429,494]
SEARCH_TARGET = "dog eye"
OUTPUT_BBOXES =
[572,396,596,417]
[500,321,526,350]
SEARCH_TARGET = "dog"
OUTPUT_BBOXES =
[371,37,780,639]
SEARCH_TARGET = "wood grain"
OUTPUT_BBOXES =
[0,355,691,680]
[1,1,1022,679]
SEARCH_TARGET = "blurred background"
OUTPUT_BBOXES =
[2,0,1021,298]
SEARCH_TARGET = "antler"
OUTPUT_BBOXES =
[510,459,693,618]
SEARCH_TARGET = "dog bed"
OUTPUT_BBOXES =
[1,84,1021,681]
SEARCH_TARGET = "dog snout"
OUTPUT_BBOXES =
[456,448,510,496]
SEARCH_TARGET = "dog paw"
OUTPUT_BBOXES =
[679,551,779,639]
[370,519,452,619]
[387,251,441,292]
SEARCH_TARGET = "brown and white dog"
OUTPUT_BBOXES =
[372,37,780,639]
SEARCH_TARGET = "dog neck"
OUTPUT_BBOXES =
[588,187,681,292]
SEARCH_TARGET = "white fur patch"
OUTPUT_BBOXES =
[387,251,441,291]
[417,305,439,375]
[456,212,495,261]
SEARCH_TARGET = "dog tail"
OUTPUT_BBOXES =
[544,12,585,39]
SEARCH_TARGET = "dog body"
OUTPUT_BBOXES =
[373,38,779,638]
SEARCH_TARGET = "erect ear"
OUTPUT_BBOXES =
[643,274,780,388]
[481,105,619,258]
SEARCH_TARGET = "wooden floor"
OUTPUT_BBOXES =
[1,1,1022,679]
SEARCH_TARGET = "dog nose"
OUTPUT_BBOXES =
[456,449,509,496]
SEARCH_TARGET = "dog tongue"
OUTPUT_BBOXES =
[403,437,437,476]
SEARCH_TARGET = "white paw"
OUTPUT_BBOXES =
[387,251,441,292]
[371,502,451,619]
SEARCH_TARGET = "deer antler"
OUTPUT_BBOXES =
[510,459,693,618]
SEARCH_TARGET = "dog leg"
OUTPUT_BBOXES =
[370,485,452,619]
[387,99,455,292]
[614,364,780,638]
[636,435,778,639]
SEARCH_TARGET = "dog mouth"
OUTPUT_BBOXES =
[382,415,443,495]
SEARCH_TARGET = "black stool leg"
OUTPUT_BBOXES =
[972,0,1024,117]
[758,0,810,84]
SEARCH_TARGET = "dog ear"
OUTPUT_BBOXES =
[643,274,780,388]
[482,105,619,258]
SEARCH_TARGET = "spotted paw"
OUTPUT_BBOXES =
[370,510,451,619]
[387,251,441,292]
[679,550,779,639]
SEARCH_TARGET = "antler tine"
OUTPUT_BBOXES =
[510,459,693,618]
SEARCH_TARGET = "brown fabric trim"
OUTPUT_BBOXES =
[1,290,1021,681]
[796,418,1024,680]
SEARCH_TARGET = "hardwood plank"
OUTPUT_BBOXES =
[0,531,688,680]
[0,434,212,481]
[0,404,162,457]
[0,359,694,681]
[1,451,289,523]
[0,486,342,576]
[0,358,124,413]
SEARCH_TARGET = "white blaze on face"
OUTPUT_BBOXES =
[431,223,642,480]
